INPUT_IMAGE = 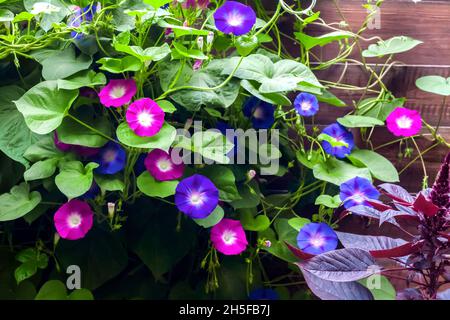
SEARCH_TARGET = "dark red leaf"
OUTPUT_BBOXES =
[379,183,414,205]
[369,241,423,258]
[285,242,315,260]
[413,193,439,217]
[367,200,392,212]
[438,232,450,241]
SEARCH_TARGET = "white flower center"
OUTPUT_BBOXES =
[396,116,413,129]
[189,192,205,206]
[221,230,237,245]
[227,11,244,26]
[109,86,126,99]
[137,112,154,127]
[103,150,116,162]
[301,102,312,111]
[67,212,82,228]
[351,193,366,203]
[157,158,172,172]
[253,107,264,119]
[309,234,325,248]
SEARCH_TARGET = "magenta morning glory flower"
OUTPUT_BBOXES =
[243,97,275,129]
[321,123,355,158]
[54,199,94,240]
[294,92,319,117]
[296,222,338,255]
[144,148,185,181]
[339,176,380,209]
[92,141,126,175]
[210,218,248,255]
[386,107,422,137]
[175,174,219,219]
[126,98,165,137]
[98,79,137,108]
[213,1,256,36]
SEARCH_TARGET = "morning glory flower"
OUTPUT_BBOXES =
[68,4,99,39]
[294,92,319,117]
[296,222,338,255]
[339,176,380,209]
[386,107,422,137]
[249,288,279,300]
[175,174,219,219]
[53,199,93,240]
[126,98,165,137]
[98,79,137,108]
[93,141,126,175]
[213,1,256,36]
[243,97,275,129]
[144,148,184,181]
[210,218,248,255]
[321,123,354,158]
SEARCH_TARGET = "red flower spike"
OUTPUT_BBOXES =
[413,193,440,217]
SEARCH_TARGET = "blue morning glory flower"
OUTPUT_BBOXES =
[293,92,319,117]
[249,288,279,300]
[339,176,380,209]
[297,222,338,255]
[214,1,256,36]
[243,97,275,129]
[93,141,126,175]
[68,4,99,39]
[321,123,354,158]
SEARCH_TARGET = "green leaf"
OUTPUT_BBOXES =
[117,122,176,151]
[198,165,240,201]
[0,9,14,22]
[57,108,111,148]
[296,150,323,170]
[14,81,78,135]
[313,158,372,186]
[0,85,41,166]
[347,149,399,182]
[222,54,323,93]
[359,276,396,300]
[356,96,404,121]
[24,136,63,162]
[157,100,177,113]
[362,36,422,58]
[317,133,349,148]
[159,59,240,111]
[24,158,59,181]
[240,80,291,106]
[315,195,341,208]
[33,47,93,81]
[14,248,48,284]
[0,183,41,221]
[191,131,234,164]
[137,171,178,198]
[114,42,171,62]
[240,208,270,231]
[193,205,223,228]
[258,218,298,263]
[97,56,142,73]
[55,161,99,199]
[24,0,69,31]
[157,20,210,37]
[35,280,67,300]
[127,203,196,280]
[68,289,94,300]
[295,30,353,50]
[57,70,106,90]
[13,12,34,23]
[317,89,346,107]
[288,217,310,231]
[143,0,171,8]
[15,261,37,285]
[94,174,125,193]
[337,115,384,128]
[55,227,128,290]
[236,35,259,57]
[172,42,208,60]
[231,181,260,209]
[416,75,450,96]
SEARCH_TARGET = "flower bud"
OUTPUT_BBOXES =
[207,31,214,46]
[197,36,204,51]
[107,202,115,219]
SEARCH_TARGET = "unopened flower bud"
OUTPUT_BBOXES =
[54,233,60,246]
[207,31,214,46]
[264,240,271,248]
[247,169,256,180]
[107,202,115,219]
[197,36,204,51]
[193,59,203,71]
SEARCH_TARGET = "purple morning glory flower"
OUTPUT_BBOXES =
[321,123,354,158]
[93,141,126,175]
[243,97,275,129]
[175,174,219,219]
[339,176,380,209]
[68,4,99,39]
[294,93,319,117]
[213,1,256,36]
[249,288,279,300]
[297,222,338,255]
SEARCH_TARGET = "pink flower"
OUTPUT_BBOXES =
[98,79,137,108]
[144,148,184,181]
[386,107,422,137]
[210,218,248,255]
[126,98,165,137]
[53,199,94,240]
